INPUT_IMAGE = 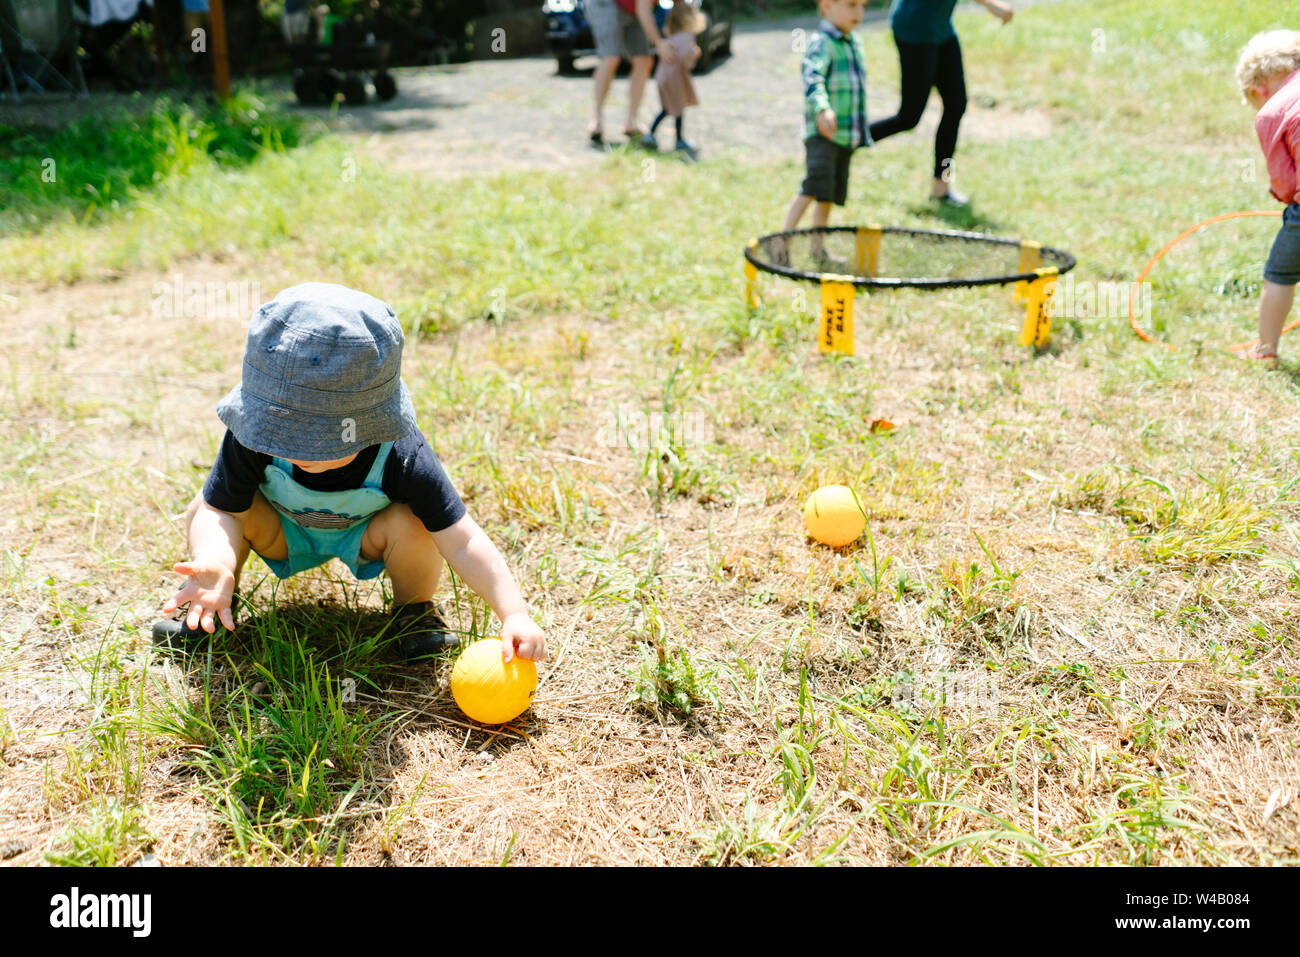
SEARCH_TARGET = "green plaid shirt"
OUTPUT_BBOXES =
[803,20,870,150]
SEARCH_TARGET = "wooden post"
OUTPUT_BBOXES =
[209,0,231,99]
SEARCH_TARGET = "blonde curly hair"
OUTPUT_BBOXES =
[1236,29,1300,97]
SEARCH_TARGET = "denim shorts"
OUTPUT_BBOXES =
[801,135,854,206]
[1264,202,1300,285]
[260,511,387,581]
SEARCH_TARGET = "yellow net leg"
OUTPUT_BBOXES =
[744,240,760,309]
[1013,240,1043,305]
[1019,267,1058,348]
[819,276,855,356]
[853,225,881,278]
[744,261,760,309]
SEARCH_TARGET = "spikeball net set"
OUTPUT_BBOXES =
[743,225,1077,354]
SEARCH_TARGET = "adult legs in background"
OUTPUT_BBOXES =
[588,0,623,141]
[930,35,968,197]
[626,55,654,134]
[592,55,621,139]
[868,38,938,143]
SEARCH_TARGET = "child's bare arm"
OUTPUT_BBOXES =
[162,500,244,632]
[803,36,836,138]
[432,514,547,661]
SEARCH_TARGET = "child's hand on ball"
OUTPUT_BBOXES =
[163,559,236,633]
[501,612,546,662]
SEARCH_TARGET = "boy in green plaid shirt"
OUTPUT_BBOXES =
[781,0,871,260]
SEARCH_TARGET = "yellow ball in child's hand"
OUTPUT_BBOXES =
[803,484,866,547]
[451,638,537,724]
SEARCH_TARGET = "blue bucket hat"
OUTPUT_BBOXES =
[216,282,418,460]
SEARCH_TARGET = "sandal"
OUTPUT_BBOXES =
[1234,342,1279,366]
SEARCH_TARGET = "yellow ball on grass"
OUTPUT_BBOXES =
[803,484,866,548]
[450,638,537,725]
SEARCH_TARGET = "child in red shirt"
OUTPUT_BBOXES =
[1237,30,1300,364]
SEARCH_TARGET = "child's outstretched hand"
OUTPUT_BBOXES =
[162,559,236,633]
[816,108,837,139]
[501,612,547,663]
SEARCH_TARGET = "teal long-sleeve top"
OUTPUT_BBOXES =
[890,0,959,45]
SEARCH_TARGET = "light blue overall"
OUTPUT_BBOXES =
[258,442,394,580]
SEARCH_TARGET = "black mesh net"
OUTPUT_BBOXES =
[746,226,1076,288]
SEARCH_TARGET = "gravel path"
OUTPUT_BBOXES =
[332,9,1051,176]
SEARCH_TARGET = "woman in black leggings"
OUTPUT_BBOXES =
[869,0,1014,207]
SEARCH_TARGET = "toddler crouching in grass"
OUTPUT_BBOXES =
[1236,30,1300,365]
[157,282,547,664]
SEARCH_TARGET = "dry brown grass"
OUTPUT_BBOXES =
[2,255,1298,866]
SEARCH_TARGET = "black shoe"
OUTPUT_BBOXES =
[152,616,215,648]
[391,601,458,660]
[152,598,237,650]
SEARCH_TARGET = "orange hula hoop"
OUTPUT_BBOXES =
[1128,210,1286,352]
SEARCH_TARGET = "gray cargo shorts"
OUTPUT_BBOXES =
[588,0,650,59]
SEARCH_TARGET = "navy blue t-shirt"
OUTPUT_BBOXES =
[203,429,467,534]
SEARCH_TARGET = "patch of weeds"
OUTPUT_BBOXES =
[484,449,596,531]
[851,520,895,599]
[45,798,151,867]
[693,796,791,865]
[621,357,733,509]
[1074,771,1216,865]
[846,595,883,634]
[379,772,429,858]
[742,588,778,607]
[927,535,1021,638]
[1057,466,1270,566]
[627,641,722,718]
[1035,662,1115,720]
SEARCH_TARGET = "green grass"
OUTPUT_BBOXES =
[45,797,153,867]
[0,88,314,234]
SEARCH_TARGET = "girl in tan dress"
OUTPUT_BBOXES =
[642,3,705,160]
